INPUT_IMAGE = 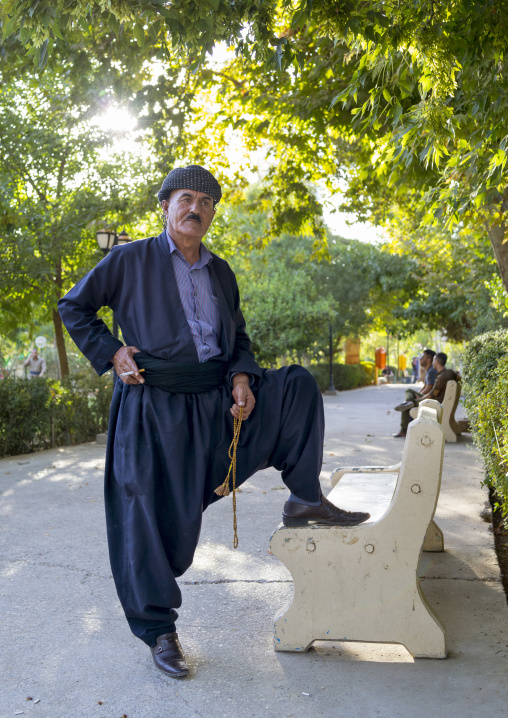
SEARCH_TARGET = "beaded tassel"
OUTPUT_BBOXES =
[214,407,243,548]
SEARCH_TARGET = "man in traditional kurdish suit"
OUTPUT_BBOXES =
[58,166,369,679]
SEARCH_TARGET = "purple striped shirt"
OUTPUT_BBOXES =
[166,232,222,362]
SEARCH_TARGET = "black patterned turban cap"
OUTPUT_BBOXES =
[157,165,222,205]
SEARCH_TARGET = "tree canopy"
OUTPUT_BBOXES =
[5,2,508,266]
[172,2,508,288]
[1,1,508,372]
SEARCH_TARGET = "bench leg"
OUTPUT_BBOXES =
[273,580,446,658]
[270,526,447,659]
[398,586,447,658]
[423,520,444,552]
[400,630,447,659]
[444,426,458,442]
[273,608,315,652]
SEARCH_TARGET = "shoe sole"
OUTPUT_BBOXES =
[282,516,369,528]
[154,664,190,679]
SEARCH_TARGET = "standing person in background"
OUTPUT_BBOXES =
[393,348,436,438]
[23,349,46,378]
[411,356,418,383]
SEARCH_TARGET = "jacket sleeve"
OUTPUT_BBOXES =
[58,249,125,375]
[226,266,263,382]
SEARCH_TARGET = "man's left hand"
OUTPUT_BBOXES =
[231,373,256,420]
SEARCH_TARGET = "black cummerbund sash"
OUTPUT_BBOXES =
[132,351,228,393]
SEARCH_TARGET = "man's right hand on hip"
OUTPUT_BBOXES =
[112,346,145,384]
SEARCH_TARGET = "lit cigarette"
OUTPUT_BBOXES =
[119,368,146,377]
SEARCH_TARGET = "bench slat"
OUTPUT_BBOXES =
[328,472,398,523]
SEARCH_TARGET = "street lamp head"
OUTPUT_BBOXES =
[96,230,117,254]
[117,230,132,245]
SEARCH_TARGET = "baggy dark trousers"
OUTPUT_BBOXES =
[104,364,323,647]
[57,232,324,647]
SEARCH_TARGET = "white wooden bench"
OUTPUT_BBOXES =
[270,401,447,659]
[410,379,465,443]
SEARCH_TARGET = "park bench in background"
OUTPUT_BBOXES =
[409,379,468,443]
[270,400,447,659]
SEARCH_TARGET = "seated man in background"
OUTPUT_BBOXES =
[380,365,393,383]
[393,348,436,438]
[428,352,459,403]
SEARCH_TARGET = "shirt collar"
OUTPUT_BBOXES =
[166,230,213,268]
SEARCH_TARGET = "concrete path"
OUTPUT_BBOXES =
[1,384,507,718]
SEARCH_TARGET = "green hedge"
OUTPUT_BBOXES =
[0,362,375,457]
[462,329,508,516]
[307,362,376,392]
[0,373,113,457]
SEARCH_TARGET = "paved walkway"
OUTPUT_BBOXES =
[1,384,507,718]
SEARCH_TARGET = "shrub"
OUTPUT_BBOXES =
[462,329,508,517]
[0,371,113,457]
[0,362,376,458]
[307,362,375,392]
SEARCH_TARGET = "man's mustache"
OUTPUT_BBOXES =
[185,213,201,223]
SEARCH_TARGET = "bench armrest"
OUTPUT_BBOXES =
[331,463,402,487]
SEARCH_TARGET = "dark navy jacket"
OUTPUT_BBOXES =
[58,231,262,382]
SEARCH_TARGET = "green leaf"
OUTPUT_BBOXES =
[52,22,64,40]
[20,25,31,45]
[28,0,42,18]
[157,7,177,19]
[255,119,269,133]
[187,59,201,73]
[364,24,377,43]
[291,8,307,29]
[133,22,144,47]
[295,51,306,71]
[38,39,49,70]
[346,17,361,35]
[2,15,17,39]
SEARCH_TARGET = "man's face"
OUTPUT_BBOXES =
[420,352,430,368]
[162,189,216,241]
[31,350,38,359]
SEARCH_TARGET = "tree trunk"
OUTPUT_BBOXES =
[488,222,508,294]
[52,257,70,377]
[52,307,69,377]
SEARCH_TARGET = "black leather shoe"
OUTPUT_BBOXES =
[394,400,415,411]
[151,632,190,679]
[282,495,370,527]
[393,430,407,438]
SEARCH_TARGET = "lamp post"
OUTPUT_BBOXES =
[396,333,400,382]
[96,229,132,339]
[324,321,337,395]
